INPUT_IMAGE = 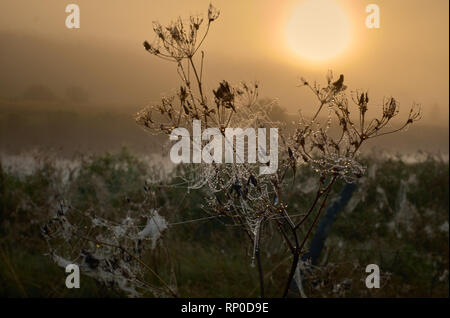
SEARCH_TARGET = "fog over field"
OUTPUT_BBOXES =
[0,33,447,156]
[0,0,448,300]
[0,0,448,158]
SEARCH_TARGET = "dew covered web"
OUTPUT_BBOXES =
[42,65,421,297]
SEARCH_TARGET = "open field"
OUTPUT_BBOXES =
[0,99,449,157]
[0,149,448,297]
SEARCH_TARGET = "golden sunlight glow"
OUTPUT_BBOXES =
[285,0,351,62]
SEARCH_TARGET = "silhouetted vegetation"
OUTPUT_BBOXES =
[0,149,448,297]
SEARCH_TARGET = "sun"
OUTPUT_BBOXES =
[285,0,351,62]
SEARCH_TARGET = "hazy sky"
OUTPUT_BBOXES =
[0,0,448,126]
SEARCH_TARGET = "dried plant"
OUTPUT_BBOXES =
[42,191,177,297]
[135,4,421,298]
[43,4,421,298]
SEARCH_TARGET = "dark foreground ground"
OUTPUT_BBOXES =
[0,149,448,297]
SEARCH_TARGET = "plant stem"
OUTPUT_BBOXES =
[188,57,205,104]
[282,176,337,298]
[255,246,264,298]
[282,250,299,298]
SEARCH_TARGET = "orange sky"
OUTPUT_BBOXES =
[0,0,448,126]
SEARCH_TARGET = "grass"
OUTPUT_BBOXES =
[0,148,448,297]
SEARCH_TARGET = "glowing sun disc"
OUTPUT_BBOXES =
[286,0,351,61]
